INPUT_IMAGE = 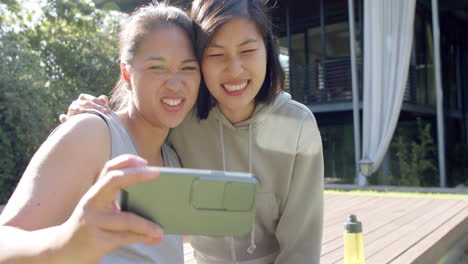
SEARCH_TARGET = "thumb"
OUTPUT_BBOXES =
[104,231,164,251]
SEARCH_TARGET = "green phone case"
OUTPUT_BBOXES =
[120,167,259,236]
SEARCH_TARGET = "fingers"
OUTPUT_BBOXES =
[70,93,111,115]
[101,230,163,251]
[98,95,109,106]
[98,210,164,239]
[67,101,87,116]
[94,167,159,203]
[78,93,99,103]
[80,155,151,207]
[71,100,110,114]
[59,100,102,122]
[59,114,68,123]
[97,155,149,183]
[60,94,111,123]
[78,93,110,113]
[85,155,159,207]
[100,155,148,175]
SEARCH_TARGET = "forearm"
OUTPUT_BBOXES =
[0,225,67,264]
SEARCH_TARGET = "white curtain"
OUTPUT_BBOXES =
[360,0,416,184]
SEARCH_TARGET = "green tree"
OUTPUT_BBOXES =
[0,0,124,203]
[0,27,51,203]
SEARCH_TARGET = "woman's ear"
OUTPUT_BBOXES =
[120,63,132,90]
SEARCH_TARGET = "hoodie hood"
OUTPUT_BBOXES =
[209,92,292,131]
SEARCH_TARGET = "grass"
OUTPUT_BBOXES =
[324,189,468,200]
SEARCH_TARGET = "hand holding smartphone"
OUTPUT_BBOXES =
[121,167,259,236]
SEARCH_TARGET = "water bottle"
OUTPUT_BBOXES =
[344,214,365,264]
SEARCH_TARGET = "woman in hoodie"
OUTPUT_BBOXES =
[0,3,200,263]
[61,0,324,263]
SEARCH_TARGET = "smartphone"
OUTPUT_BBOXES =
[120,167,259,236]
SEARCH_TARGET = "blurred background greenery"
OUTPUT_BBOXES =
[0,0,124,203]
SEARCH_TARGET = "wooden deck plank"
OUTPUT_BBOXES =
[389,201,468,264]
[322,196,405,238]
[362,199,453,262]
[320,196,431,263]
[321,196,419,258]
[366,200,467,263]
[361,198,434,245]
[323,195,378,221]
[363,198,449,249]
[321,200,401,258]
[323,196,409,233]
[323,195,383,227]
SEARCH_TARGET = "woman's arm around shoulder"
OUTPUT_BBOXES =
[0,113,110,230]
[274,113,324,264]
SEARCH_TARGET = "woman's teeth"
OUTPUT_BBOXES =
[223,82,247,92]
[162,98,182,106]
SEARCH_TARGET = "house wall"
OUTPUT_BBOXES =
[277,0,467,186]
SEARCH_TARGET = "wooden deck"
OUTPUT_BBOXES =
[184,193,468,264]
[1,192,467,263]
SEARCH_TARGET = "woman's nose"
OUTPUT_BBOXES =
[164,73,183,91]
[225,57,243,77]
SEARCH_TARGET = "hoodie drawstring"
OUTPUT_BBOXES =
[246,123,256,255]
[219,121,257,263]
[220,122,238,263]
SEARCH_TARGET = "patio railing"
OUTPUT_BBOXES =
[284,56,419,105]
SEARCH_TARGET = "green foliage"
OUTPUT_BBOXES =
[0,29,50,203]
[0,0,124,203]
[391,118,438,187]
[321,123,356,184]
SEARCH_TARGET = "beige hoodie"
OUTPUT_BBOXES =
[168,92,324,264]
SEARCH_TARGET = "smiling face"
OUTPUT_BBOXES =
[201,17,267,123]
[124,24,200,128]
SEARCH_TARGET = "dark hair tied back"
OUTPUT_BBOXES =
[110,1,195,110]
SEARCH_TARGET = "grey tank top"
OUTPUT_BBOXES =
[87,110,183,264]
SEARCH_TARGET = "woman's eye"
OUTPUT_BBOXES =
[149,65,165,70]
[182,66,197,71]
[242,49,257,54]
[207,54,223,57]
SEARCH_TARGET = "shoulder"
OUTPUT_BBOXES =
[54,112,109,136]
[274,99,320,137]
[43,113,111,172]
